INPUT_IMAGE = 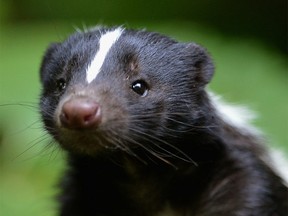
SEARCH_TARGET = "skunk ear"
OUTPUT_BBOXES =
[40,43,60,83]
[186,43,214,88]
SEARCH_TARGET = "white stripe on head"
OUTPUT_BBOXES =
[86,28,124,83]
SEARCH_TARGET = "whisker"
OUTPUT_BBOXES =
[116,135,149,165]
[129,127,198,166]
[121,134,177,168]
[103,130,148,165]
[0,102,39,111]
[6,120,42,136]
[47,142,64,162]
[12,133,52,161]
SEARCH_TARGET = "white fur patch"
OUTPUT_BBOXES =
[208,91,260,135]
[86,28,123,83]
[267,149,288,187]
[209,92,288,186]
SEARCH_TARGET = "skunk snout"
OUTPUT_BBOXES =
[59,97,102,129]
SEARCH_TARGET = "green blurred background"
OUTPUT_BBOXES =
[0,0,287,215]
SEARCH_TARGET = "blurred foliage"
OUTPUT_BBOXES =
[1,0,287,54]
[0,0,287,215]
[1,21,288,216]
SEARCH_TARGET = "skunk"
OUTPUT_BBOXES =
[39,27,288,216]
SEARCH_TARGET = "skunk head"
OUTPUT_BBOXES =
[39,27,214,158]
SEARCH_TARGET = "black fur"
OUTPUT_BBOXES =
[39,27,288,216]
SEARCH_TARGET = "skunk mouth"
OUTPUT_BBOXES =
[54,122,128,154]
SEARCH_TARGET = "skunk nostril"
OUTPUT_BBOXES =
[60,98,101,129]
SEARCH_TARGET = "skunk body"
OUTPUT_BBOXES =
[39,27,288,216]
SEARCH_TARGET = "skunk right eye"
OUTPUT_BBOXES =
[131,80,149,97]
[56,78,66,91]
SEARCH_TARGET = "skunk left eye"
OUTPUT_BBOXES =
[131,80,149,97]
[56,78,67,91]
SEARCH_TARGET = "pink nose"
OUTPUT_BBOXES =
[60,98,101,129]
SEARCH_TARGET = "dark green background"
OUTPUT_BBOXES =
[0,0,287,215]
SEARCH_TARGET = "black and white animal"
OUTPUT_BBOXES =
[39,27,288,216]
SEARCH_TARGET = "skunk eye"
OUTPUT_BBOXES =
[131,80,149,97]
[56,78,66,91]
